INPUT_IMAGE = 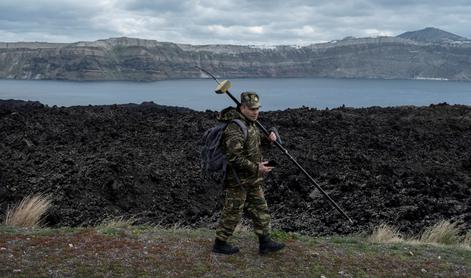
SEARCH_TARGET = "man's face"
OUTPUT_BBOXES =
[240,104,260,121]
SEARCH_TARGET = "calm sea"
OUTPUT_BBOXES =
[0,78,469,111]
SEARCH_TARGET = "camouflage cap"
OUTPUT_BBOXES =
[240,92,261,108]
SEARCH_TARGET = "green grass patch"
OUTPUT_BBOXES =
[0,225,85,236]
[271,229,300,241]
[0,224,469,277]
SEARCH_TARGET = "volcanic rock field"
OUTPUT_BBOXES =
[0,99,470,236]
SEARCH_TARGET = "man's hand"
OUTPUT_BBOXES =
[258,161,274,175]
[267,131,277,143]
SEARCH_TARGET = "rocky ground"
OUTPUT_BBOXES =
[0,99,470,236]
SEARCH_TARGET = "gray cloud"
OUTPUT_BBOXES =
[0,0,469,45]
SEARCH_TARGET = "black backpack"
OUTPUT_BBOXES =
[201,119,248,184]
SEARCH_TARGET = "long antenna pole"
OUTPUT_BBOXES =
[197,66,354,224]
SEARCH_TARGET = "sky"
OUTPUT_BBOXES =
[0,0,470,45]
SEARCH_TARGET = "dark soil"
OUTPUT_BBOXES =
[0,99,470,236]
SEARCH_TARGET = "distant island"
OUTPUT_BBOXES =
[0,27,470,81]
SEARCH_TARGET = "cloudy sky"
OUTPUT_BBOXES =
[1,0,470,45]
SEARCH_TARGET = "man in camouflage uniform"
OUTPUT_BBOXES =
[212,92,285,255]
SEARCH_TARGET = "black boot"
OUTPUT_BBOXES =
[212,238,240,255]
[259,234,285,254]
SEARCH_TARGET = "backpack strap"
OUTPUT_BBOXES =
[231,119,248,143]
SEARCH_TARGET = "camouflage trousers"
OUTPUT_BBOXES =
[216,182,271,241]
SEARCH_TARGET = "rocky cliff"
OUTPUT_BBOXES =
[0,28,470,81]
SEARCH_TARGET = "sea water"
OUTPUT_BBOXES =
[0,77,469,111]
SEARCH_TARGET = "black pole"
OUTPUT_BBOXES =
[196,66,353,224]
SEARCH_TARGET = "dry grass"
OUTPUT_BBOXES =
[98,216,137,229]
[368,223,403,243]
[419,220,462,245]
[4,194,52,228]
[461,231,471,249]
[369,221,470,249]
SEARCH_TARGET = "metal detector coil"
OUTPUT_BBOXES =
[215,80,231,94]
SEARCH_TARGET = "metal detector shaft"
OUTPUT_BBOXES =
[196,66,353,224]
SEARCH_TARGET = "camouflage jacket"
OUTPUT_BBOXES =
[218,107,269,186]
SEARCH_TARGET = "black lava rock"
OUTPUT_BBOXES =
[0,100,470,236]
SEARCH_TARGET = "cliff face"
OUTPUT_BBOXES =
[1,34,470,81]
